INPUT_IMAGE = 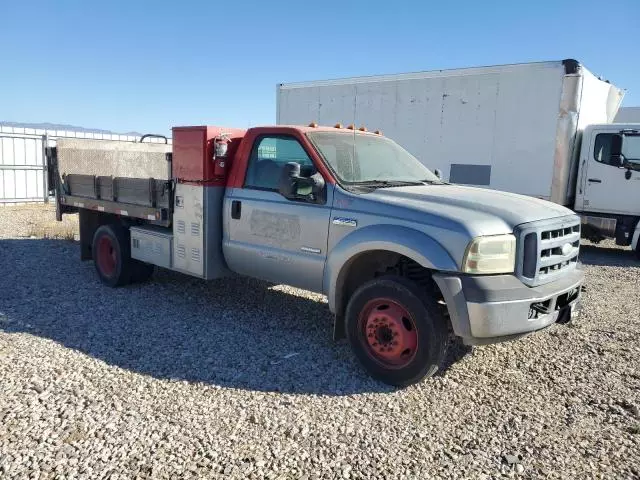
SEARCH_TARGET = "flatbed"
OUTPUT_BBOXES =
[48,135,173,225]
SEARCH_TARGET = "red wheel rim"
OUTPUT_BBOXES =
[97,235,117,277]
[358,298,418,368]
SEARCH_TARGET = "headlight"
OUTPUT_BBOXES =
[462,234,516,274]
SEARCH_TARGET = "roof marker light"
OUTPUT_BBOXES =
[346,124,355,130]
[334,123,343,128]
[358,126,367,132]
[308,122,318,128]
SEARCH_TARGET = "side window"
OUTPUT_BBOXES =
[244,135,315,190]
[593,133,614,166]
[622,135,640,171]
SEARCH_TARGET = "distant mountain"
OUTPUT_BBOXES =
[0,121,143,137]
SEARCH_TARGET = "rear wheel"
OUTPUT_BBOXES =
[345,276,448,387]
[92,225,132,287]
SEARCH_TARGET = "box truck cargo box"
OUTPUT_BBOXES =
[278,60,640,254]
[277,60,624,205]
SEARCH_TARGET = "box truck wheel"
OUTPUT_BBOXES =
[92,225,132,287]
[345,276,448,387]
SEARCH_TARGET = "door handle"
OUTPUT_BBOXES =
[231,200,241,219]
[587,178,602,183]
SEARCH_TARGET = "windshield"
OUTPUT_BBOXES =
[306,131,440,184]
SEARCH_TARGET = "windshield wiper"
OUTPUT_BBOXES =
[350,179,428,188]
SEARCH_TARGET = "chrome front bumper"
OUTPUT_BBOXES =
[434,267,584,345]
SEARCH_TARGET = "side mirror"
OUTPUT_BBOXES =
[434,168,443,180]
[610,134,625,167]
[611,155,626,168]
[278,162,325,202]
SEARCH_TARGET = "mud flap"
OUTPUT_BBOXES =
[570,298,583,321]
[557,297,582,325]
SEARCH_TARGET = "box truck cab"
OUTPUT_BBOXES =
[575,125,640,247]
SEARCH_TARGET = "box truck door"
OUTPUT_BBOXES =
[223,135,331,292]
[579,131,640,215]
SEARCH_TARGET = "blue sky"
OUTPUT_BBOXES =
[1,0,639,136]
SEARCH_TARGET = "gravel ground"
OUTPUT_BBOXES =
[0,203,78,240]
[1,206,639,479]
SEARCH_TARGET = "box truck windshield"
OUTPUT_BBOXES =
[307,131,441,184]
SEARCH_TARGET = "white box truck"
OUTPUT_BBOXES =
[277,60,640,257]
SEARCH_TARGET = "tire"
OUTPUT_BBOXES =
[92,224,132,287]
[131,261,155,283]
[345,276,448,387]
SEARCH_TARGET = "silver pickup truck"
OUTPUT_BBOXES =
[49,124,583,386]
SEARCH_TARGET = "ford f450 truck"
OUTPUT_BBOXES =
[47,125,583,386]
[277,59,640,258]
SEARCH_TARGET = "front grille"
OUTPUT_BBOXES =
[515,216,581,287]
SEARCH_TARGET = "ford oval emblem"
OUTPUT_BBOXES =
[562,243,573,256]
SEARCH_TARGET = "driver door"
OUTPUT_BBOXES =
[223,134,332,292]
[578,131,640,215]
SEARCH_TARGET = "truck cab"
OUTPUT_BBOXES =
[574,124,640,250]
[50,124,585,386]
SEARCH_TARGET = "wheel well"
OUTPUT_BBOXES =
[334,250,445,339]
[78,210,140,261]
[79,210,116,260]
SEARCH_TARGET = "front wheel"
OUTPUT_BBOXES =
[345,276,448,387]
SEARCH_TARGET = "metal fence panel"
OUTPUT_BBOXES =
[0,134,46,203]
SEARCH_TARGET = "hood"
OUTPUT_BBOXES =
[365,184,575,234]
